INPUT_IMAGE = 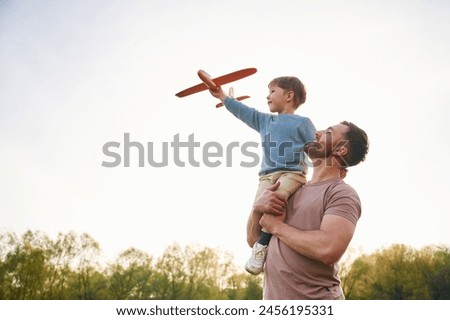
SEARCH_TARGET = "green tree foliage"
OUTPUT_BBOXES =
[106,248,154,299]
[0,231,48,299]
[224,273,263,300]
[341,244,450,299]
[0,231,262,299]
[1,232,448,300]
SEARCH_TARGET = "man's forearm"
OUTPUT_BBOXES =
[246,210,262,247]
[271,222,332,263]
[266,214,356,265]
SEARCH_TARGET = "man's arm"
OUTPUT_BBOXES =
[246,182,287,247]
[260,213,356,265]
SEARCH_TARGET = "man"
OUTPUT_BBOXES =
[247,121,369,299]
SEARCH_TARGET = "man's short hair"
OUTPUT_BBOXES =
[340,121,369,167]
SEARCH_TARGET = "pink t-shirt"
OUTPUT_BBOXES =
[264,178,361,300]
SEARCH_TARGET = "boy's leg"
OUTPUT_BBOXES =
[276,171,307,199]
[245,174,276,275]
[258,172,306,245]
[246,172,306,275]
[253,176,275,246]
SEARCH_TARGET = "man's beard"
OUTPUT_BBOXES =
[303,141,333,160]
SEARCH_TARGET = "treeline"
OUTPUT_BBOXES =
[0,231,448,299]
[340,243,450,299]
[0,231,261,299]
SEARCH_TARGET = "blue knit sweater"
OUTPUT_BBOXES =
[224,97,316,175]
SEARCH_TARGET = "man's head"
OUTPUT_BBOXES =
[268,76,306,109]
[304,121,369,168]
[338,121,369,167]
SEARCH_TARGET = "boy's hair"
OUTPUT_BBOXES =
[340,121,369,167]
[269,76,306,108]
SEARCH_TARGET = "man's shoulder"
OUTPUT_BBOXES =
[327,179,359,198]
[304,178,359,199]
[325,180,361,222]
[332,179,357,191]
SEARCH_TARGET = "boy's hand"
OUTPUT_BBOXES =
[209,87,235,102]
[208,86,226,101]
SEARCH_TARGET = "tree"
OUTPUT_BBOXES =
[152,243,187,299]
[66,233,107,299]
[341,244,450,299]
[224,272,263,300]
[151,243,235,299]
[106,248,154,299]
[43,232,79,299]
[416,246,450,299]
[0,231,50,299]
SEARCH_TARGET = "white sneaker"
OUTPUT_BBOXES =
[245,242,268,275]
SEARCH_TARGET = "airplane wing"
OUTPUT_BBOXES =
[175,82,208,97]
[175,68,257,97]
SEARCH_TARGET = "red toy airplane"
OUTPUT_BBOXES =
[175,68,257,108]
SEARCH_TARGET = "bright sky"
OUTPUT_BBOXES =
[1,0,449,267]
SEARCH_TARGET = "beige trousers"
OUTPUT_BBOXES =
[253,171,307,233]
[254,170,307,202]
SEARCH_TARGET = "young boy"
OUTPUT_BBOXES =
[209,76,316,275]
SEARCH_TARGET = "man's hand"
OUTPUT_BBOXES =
[247,181,287,247]
[260,211,286,234]
[253,181,287,216]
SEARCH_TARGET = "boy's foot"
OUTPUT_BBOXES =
[245,242,268,275]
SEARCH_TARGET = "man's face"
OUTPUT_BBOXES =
[304,124,349,165]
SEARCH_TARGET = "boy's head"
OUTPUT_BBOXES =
[268,76,306,109]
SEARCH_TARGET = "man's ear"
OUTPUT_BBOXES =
[333,146,348,157]
[333,140,350,166]
[337,146,348,156]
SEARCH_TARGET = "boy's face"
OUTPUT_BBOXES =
[267,84,289,113]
